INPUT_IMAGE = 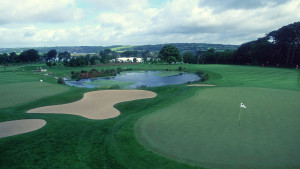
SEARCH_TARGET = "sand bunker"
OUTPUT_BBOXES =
[0,119,46,138]
[28,90,157,120]
[187,84,215,87]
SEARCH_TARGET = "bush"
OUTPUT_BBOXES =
[57,77,65,84]
[46,61,52,67]
[196,71,209,82]
[178,66,184,71]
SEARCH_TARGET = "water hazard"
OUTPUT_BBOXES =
[65,71,201,89]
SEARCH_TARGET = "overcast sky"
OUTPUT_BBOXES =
[0,0,299,48]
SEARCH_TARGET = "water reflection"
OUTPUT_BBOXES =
[65,71,201,89]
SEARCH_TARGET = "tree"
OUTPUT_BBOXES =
[196,50,207,64]
[121,50,137,57]
[90,55,99,65]
[19,49,39,63]
[100,49,116,64]
[267,22,300,66]
[183,52,196,64]
[9,52,19,63]
[158,45,182,64]
[58,51,71,61]
[142,50,150,63]
[46,49,57,61]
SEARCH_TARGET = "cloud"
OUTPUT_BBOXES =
[198,0,289,10]
[0,0,83,24]
[0,0,299,48]
[87,0,149,11]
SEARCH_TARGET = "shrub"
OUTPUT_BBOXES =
[57,77,65,84]
[196,71,209,82]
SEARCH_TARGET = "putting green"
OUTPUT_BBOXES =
[135,87,300,169]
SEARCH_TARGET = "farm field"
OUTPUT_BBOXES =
[0,64,299,169]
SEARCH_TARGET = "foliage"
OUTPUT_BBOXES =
[58,51,71,61]
[68,57,89,67]
[158,45,182,64]
[121,50,137,57]
[183,52,197,64]
[195,71,209,81]
[46,49,57,61]
[70,67,122,79]
[234,22,300,66]
[100,49,117,64]
[57,77,65,84]
[19,49,40,63]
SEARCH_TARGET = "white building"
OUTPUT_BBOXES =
[115,57,143,63]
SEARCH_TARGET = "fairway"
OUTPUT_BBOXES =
[135,87,300,169]
[0,82,69,109]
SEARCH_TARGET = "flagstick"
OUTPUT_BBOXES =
[239,106,242,127]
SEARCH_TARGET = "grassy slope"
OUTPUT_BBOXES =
[0,64,299,169]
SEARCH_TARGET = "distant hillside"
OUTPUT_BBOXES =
[0,43,238,54]
[0,46,105,54]
[127,43,238,53]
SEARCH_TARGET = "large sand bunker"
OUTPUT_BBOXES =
[0,119,46,138]
[28,90,157,120]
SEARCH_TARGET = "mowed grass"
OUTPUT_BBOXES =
[85,80,135,88]
[195,65,300,90]
[0,82,69,109]
[1,64,300,169]
[135,87,300,169]
[0,71,38,85]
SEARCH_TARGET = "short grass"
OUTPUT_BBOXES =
[0,82,69,109]
[85,80,136,88]
[155,70,183,77]
[0,63,299,169]
[135,87,300,169]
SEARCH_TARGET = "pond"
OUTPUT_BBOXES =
[65,71,201,89]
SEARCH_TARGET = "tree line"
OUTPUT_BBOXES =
[1,22,298,67]
[179,22,300,67]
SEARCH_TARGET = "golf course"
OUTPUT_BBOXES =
[0,64,300,169]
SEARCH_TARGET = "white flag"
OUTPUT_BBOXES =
[240,103,246,108]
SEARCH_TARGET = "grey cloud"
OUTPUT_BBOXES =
[199,0,289,10]
[23,31,35,37]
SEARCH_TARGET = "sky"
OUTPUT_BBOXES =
[0,0,299,48]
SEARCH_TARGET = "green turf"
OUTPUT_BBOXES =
[0,82,69,109]
[85,80,136,88]
[0,72,38,85]
[135,87,300,168]
[155,71,183,77]
[1,64,300,169]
